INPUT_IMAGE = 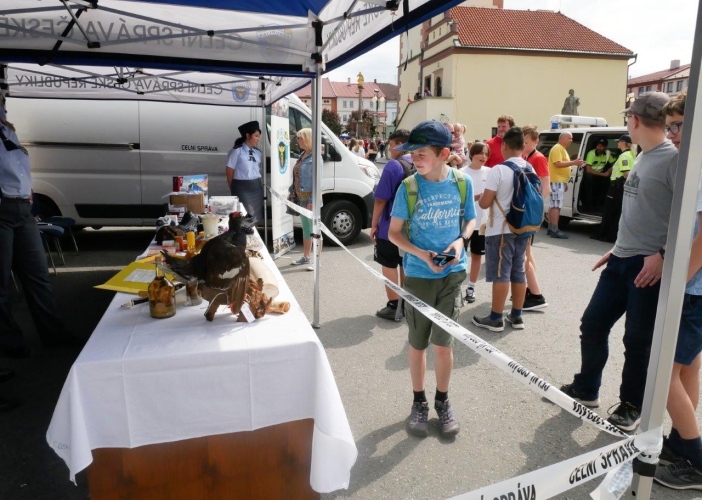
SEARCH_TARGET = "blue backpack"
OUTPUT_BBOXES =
[493,160,543,238]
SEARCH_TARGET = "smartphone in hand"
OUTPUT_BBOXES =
[432,253,455,266]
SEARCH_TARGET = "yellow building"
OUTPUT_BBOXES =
[397,1,635,141]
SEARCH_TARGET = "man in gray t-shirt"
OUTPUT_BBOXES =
[560,92,677,433]
[615,141,678,258]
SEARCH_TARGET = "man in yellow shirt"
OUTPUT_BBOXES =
[547,132,585,238]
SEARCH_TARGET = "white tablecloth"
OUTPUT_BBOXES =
[46,240,357,493]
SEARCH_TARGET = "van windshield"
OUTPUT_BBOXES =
[537,133,583,159]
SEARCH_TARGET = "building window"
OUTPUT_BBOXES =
[343,100,347,108]
[435,77,442,97]
[638,86,644,95]
[323,99,330,104]
[342,115,347,123]
[677,80,684,91]
[667,82,674,92]
[646,85,652,92]
[424,76,431,95]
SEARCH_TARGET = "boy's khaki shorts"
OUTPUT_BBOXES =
[404,270,466,350]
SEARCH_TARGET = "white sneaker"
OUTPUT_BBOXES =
[307,260,320,272]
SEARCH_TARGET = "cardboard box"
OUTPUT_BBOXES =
[169,193,205,214]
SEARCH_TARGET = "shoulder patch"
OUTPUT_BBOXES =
[622,160,629,166]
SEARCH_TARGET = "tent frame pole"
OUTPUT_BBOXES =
[259,81,269,250]
[311,21,324,329]
[629,1,702,497]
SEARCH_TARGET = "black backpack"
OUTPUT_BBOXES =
[397,158,416,179]
[382,157,416,223]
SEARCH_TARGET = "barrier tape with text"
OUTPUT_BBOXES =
[270,188,663,499]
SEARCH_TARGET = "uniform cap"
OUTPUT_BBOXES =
[618,134,632,143]
[394,120,452,151]
[238,120,261,137]
[621,92,670,123]
[596,137,608,146]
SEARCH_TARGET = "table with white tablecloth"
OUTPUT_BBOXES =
[46,239,357,494]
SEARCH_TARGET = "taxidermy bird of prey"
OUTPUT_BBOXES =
[162,238,249,321]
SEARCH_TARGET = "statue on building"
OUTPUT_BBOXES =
[357,72,364,88]
[562,89,580,116]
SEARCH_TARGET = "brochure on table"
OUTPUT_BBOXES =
[270,97,295,259]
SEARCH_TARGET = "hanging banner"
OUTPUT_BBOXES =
[269,97,295,258]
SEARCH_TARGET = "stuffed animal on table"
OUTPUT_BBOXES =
[162,239,249,322]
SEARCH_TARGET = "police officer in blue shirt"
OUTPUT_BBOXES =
[0,92,71,367]
[225,121,264,224]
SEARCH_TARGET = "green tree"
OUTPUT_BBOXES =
[322,109,342,136]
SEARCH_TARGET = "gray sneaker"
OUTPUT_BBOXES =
[408,401,430,437]
[655,459,702,490]
[291,256,311,266]
[504,314,525,329]
[472,314,505,332]
[434,399,460,437]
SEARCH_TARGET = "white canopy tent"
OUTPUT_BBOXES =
[1,63,304,105]
[0,0,466,326]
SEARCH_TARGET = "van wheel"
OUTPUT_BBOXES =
[322,200,362,246]
[33,194,61,220]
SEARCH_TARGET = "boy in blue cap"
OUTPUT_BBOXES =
[388,120,476,437]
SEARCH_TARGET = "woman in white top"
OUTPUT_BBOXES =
[225,120,264,224]
[350,138,365,158]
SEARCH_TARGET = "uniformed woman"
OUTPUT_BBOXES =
[225,121,264,224]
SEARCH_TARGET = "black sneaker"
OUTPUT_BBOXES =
[465,287,476,304]
[434,399,460,437]
[504,314,525,330]
[607,401,641,432]
[408,401,430,437]
[659,436,683,466]
[655,459,702,490]
[523,294,548,311]
[472,314,504,332]
[376,302,400,321]
[559,383,600,408]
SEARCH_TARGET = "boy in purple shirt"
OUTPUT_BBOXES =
[371,129,412,320]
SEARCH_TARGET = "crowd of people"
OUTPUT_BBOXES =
[370,91,702,490]
[342,136,389,162]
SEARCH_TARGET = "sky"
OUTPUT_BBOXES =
[325,0,698,85]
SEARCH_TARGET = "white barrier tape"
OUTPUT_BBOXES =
[267,186,314,220]
[317,222,627,438]
[445,427,661,500]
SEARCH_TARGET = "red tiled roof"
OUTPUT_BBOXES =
[294,78,395,100]
[450,7,633,56]
[329,80,386,98]
[628,64,691,86]
[376,82,399,101]
[294,78,335,99]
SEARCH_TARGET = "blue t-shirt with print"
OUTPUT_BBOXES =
[687,186,702,295]
[391,168,475,279]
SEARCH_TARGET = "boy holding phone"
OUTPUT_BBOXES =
[389,121,476,438]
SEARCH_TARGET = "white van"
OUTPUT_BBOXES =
[537,126,630,229]
[11,94,379,245]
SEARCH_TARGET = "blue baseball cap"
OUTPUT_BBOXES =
[394,120,452,151]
